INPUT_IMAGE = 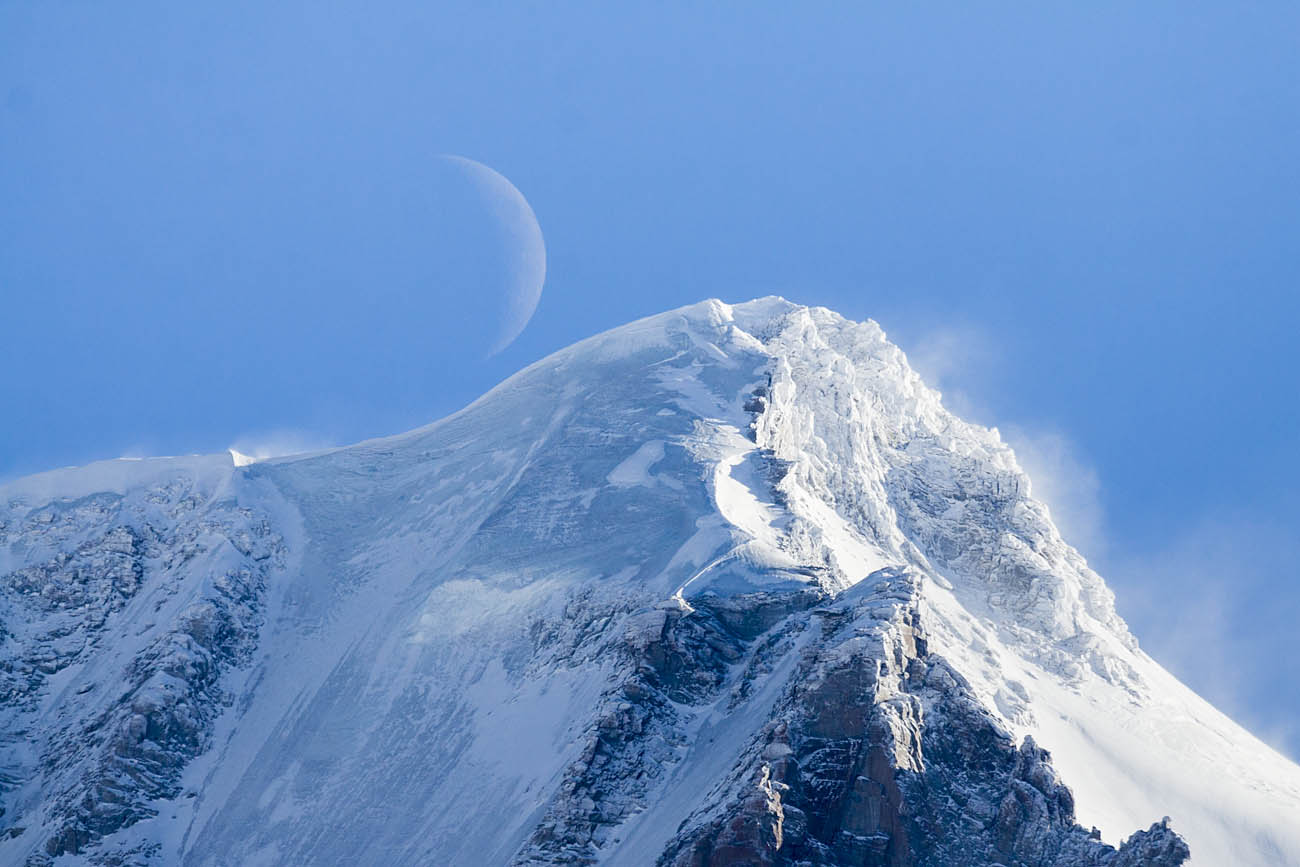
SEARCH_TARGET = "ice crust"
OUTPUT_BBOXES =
[0,298,1297,865]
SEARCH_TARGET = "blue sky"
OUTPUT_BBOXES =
[3,3,1297,754]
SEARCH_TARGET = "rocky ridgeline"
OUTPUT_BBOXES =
[656,569,1189,866]
[0,477,283,864]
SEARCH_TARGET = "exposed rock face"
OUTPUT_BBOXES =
[512,589,826,865]
[656,572,1189,867]
[0,470,284,865]
[0,299,1295,865]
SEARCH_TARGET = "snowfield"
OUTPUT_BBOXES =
[1,298,1297,865]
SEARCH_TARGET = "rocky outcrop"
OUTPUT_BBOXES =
[0,477,284,865]
[513,590,822,864]
[658,570,1190,867]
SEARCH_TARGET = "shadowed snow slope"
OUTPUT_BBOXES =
[1,299,1296,866]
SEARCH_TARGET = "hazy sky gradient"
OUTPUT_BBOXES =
[3,3,1297,754]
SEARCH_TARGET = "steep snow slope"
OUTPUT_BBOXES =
[0,298,1296,866]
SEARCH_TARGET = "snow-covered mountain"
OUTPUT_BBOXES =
[2,298,1297,866]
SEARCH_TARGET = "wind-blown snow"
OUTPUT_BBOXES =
[607,441,666,488]
[1,297,1297,865]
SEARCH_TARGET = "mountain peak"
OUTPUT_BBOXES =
[2,299,1297,865]
[512,295,1130,649]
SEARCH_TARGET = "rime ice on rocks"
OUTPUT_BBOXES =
[1,299,1297,865]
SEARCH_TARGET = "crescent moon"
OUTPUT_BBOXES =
[438,155,546,355]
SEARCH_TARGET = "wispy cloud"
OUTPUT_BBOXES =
[902,323,1002,425]
[1001,425,1107,562]
[1105,513,1300,760]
